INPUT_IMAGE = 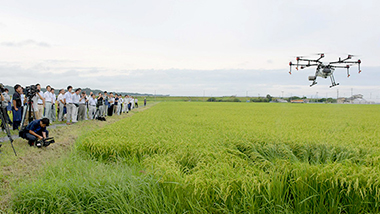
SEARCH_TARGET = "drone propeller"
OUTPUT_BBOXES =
[358,59,362,73]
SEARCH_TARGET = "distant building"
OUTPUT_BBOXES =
[270,99,288,103]
[337,94,369,104]
[291,99,308,103]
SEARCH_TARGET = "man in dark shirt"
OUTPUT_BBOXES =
[25,118,50,146]
[12,84,23,130]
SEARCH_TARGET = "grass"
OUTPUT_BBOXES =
[0,104,152,213]
[8,102,380,213]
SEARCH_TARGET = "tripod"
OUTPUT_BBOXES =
[20,96,36,128]
[0,102,17,156]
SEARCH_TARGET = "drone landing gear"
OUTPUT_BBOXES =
[308,75,317,87]
[329,75,339,88]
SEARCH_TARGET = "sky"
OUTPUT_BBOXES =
[1,0,380,101]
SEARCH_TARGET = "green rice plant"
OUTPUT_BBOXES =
[11,102,380,213]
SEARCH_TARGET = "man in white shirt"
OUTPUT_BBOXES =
[78,91,87,121]
[36,84,45,119]
[50,88,57,122]
[64,86,74,125]
[135,98,138,108]
[57,89,65,122]
[72,88,81,123]
[44,85,54,121]
[88,93,97,119]
[103,91,108,117]
[130,96,135,110]
[122,95,129,113]
[117,94,122,115]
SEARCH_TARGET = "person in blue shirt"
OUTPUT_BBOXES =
[25,118,50,146]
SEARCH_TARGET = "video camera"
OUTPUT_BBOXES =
[0,83,6,93]
[24,85,39,98]
[35,137,55,148]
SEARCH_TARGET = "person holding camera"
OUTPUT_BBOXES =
[72,88,81,123]
[103,91,108,117]
[24,118,50,147]
[1,88,11,132]
[78,91,87,121]
[97,93,104,117]
[36,84,45,119]
[57,89,65,121]
[88,93,97,119]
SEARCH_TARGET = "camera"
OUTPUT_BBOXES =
[24,85,38,98]
[0,83,5,93]
[96,97,103,107]
[35,137,55,148]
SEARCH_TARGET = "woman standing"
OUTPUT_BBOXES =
[12,84,23,130]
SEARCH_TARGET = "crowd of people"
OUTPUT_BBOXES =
[0,84,147,132]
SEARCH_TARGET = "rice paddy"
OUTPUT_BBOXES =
[10,102,380,213]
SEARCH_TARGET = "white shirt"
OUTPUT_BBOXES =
[88,97,97,106]
[44,91,54,103]
[52,93,56,102]
[58,94,65,104]
[135,99,138,103]
[130,98,134,103]
[37,91,44,104]
[118,98,123,105]
[79,95,86,104]
[72,93,80,104]
[64,91,73,104]
[21,94,25,105]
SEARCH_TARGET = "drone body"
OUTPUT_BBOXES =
[289,54,361,87]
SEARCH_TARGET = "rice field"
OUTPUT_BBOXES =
[11,102,380,213]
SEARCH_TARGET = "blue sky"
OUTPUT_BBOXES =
[1,0,379,100]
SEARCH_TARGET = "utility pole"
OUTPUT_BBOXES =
[281,91,284,99]
[351,88,353,104]
[154,90,156,102]
[337,89,339,100]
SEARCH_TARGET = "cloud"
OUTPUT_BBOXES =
[0,62,379,101]
[1,39,51,47]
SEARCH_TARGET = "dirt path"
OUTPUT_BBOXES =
[0,105,155,212]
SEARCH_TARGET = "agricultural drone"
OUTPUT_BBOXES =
[289,54,361,88]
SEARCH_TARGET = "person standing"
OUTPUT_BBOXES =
[64,86,74,125]
[44,85,53,121]
[78,91,87,121]
[108,92,114,116]
[144,97,147,106]
[57,89,65,122]
[135,98,138,108]
[103,91,108,117]
[36,84,45,119]
[12,84,23,130]
[117,94,122,115]
[72,88,81,123]
[122,95,128,113]
[88,93,97,119]
[97,93,104,117]
[1,88,11,131]
[114,93,119,114]
[50,88,57,122]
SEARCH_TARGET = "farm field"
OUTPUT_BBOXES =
[10,102,380,213]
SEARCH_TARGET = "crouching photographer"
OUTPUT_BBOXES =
[21,118,55,147]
